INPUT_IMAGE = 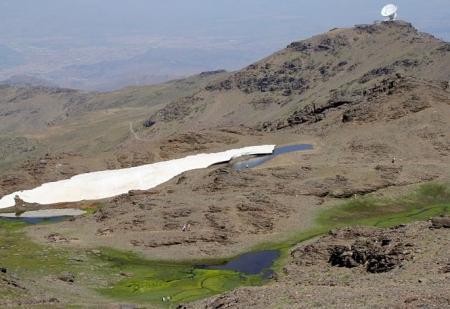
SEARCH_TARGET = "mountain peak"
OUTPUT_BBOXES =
[144,21,449,134]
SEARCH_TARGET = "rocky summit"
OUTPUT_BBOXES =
[1,21,450,308]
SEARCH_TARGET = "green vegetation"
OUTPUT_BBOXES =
[316,182,450,228]
[1,220,107,278]
[100,182,450,306]
[102,262,262,305]
[97,247,264,305]
[269,182,450,271]
[1,182,450,307]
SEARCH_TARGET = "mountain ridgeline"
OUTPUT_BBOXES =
[0,21,449,170]
[145,21,450,133]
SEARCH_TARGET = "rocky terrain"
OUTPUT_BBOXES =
[1,21,450,308]
[189,217,450,309]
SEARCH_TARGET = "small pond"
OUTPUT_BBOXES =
[0,208,86,224]
[1,216,72,224]
[232,144,313,170]
[196,250,280,279]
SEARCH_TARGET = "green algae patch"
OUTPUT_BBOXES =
[316,182,450,229]
[98,249,264,305]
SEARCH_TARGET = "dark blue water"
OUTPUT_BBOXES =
[212,144,312,276]
[1,216,71,224]
[232,144,313,170]
[196,250,280,278]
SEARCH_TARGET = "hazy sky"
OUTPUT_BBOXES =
[0,0,448,86]
[1,1,449,42]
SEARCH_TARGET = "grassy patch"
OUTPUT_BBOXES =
[270,182,450,272]
[98,248,264,306]
[0,220,131,306]
[316,182,450,228]
[2,182,450,307]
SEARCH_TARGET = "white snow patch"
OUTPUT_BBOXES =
[0,145,275,209]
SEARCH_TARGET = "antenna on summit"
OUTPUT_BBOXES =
[381,4,398,21]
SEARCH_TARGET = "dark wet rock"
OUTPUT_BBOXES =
[142,120,155,128]
[328,245,359,268]
[291,226,415,273]
[328,235,414,273]
[365,254,397,273]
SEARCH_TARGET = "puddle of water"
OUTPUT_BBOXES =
[272,144,313,155]
[1,216,72,224]
[232,144,313,170]
[196,250,280,278]
[0,208,85,224]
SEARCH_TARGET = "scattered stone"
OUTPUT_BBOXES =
[404,295,419,303]
[57,271,75,283]
[45,233,69,243]
[96,228,113,236]
[68,255,86,262]
[430,215,450,229]
[439,263,450,274]
[418,278,427,283]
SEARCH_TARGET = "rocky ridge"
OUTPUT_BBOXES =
[189,217,450,309]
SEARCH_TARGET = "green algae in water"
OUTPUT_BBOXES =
[99,252,263,305]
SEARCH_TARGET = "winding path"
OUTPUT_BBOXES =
[129,122,152,141]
